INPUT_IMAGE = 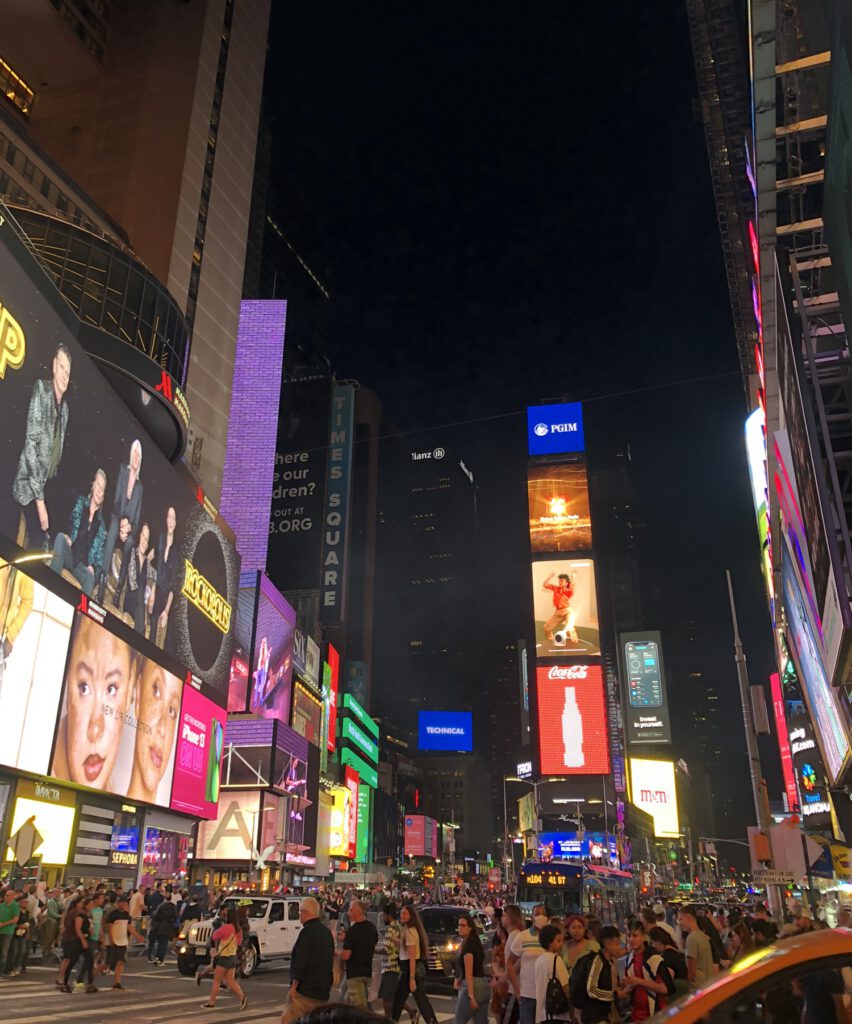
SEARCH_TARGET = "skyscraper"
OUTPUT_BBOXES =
[1,0,271,497]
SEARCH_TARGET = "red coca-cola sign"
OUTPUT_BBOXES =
[547,664,589,680]
[537,664,609,775]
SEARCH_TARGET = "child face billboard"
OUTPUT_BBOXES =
[531,558,600,658]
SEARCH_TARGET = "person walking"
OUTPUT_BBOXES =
[0,888,20,974]
[148,895,177,965]
[340,899,378,1009]
[199,907,248,1011]
[454,912,490,1024]
[8,893,32,977]
[505,904,549,1024]
[41,889,61,962]
[378,903,418,1021]
[282,897,335,1024]
[533,924,571,1024]
[105,894,144,990]
[390,904,439,1024]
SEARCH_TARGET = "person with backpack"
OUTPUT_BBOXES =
[147,894,177,965]
[569,925,625,1024]
[533,924,571,1023]
[647,927,688,998]
[621,923,669,1020]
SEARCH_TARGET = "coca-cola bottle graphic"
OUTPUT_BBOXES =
[562,687,584,768]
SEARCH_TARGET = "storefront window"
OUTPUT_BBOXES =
[141,826,189,887]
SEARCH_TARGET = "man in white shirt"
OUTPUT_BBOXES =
[506,904,549,1024]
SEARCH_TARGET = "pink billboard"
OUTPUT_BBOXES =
[170,684,226,819]
[404,814,426,857]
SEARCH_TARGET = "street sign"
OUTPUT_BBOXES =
[8,817,44,868]
[752,867,795,885]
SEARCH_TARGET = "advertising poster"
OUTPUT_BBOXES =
[344,660,370,708]
[536,664,609,775]
[0,213,240,700]
[50,611,180,807]
[0,557,74,775]
[6,780,77,866]
[169,684,226,819]
[628,758,679,838]
[527,402,585,457]
[249,574,296,722]
[787,700,833,829]
[328,787,350,858]
[417,710,473,752]
[531,558,600,658]
[404,814,427,857]
[273,722,310,854]
[528,463,592,554]
[620,631,672,745]
[326,644,340,753]
[227,578,258,713]
[195,789,261,861]
[292,682,323,746]
[769,670,799,813]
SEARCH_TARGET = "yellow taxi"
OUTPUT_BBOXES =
[652,928,852,1022]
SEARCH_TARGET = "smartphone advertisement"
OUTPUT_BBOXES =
[170,683,226,819]
[620,630,672,745]
[531,558,600,658]
[536,664,609,775]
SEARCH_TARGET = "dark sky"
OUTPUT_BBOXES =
[266,2,779,836]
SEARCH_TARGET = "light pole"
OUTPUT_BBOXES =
[503,775,538,885]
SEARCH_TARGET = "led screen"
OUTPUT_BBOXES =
[292,681,323,746]
[621,630,672,745]
[249,574,296,721]
[528,463,591,554]
[418,711,473,752]
[536,664,609,775]
[628,758,679,838]
[531,558,600,658]
[527,403,585,456]
[0,213,239,699]
[169,684,226,820]
[0,556,74,775]
[50,610,180,807]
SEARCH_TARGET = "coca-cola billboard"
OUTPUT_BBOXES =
[536,664,609,775]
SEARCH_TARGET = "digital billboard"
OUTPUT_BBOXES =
[528,463,591,554]
[536,664,609,775]
[292,681,323,746]
[0,556,74,775]
[0,207,240,701]
[782,544,850,783]
[531,558,600,658]
[50,611,181,808]
[169,684,226,819]
[769,670,799,813]
[628,758,679,839]
[404,814,437,858]
[788,700,833,828]
[273,722,310,854]
[326,643,340,753]
[527,402,585,457]
[620,631,672,745]
[249,574,296,722]
[195,790,261,861]
[418,711,473,752]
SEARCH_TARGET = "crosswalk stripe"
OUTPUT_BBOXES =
[1,991,223,1023]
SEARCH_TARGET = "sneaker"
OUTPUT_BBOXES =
[195,971,202,987]
[59,984,72,993]
[240,995,248,1010]
[86,986,98,993]
[201,1002,216,1009]
[112,983,125,990]
[155,959,164,966]
[9,969,20,977]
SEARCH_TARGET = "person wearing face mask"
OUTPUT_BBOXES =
[505,905,549,1024]
[127,660,181,804]
[50,617,135,791]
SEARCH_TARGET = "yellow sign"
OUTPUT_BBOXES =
[629,758,680,838]
[7,797,75,866]
[524,872,569,887]
[831,843,851,881]
[0,302,26,379]
[328,787,350,857]
[182,559,232,633]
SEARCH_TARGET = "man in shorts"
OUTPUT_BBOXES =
[105,894,144,990]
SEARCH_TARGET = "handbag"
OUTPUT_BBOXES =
[545,954,570,1017]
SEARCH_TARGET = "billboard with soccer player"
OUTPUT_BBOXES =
[531,558,600,658]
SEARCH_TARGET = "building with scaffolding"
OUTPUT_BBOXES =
[688,0,852,832]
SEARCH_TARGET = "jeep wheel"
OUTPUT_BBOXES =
[241,942,258,978]
[177,957,197,977]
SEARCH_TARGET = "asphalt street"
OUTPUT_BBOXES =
[0,954,460,1024]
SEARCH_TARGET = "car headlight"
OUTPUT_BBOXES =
[442,938,462,952]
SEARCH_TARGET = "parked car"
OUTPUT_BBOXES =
[653,928,852,1022]
[176,895,304,977]
[419,905,494,987]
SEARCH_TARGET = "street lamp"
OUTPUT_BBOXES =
[502,775,538,886]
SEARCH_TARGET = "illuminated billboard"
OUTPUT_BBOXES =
[628,758,679,838]
[326,643,340,753]
[404,814,437,858]
[536,664,609,775]
[418,710,473,752]
[0,204,240,701]
[195,790,261,861]
[7,780,77,866]
[0,557,74,775]
[528,463,591,554]
[169,684,226,819]
[292,681,323,746]
[531,558,599,658]
[527,403,584,456]
[248,574,296,722]
[620,631,672,745]
[782,544,850,783]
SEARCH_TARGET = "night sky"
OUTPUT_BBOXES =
[266,2,779,836]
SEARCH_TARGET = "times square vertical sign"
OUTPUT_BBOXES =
[320,385,355,625]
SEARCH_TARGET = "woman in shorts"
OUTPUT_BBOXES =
[199,907,248,1011]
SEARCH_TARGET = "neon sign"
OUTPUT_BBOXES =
[182,559,232,633]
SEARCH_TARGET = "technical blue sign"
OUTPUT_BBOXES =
[418,711,473,751]
[527,402,585,456]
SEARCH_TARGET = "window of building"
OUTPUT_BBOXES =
[0,56,34,117]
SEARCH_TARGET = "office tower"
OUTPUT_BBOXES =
[1,0,271,497]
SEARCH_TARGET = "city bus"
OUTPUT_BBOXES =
[516,862,636,925]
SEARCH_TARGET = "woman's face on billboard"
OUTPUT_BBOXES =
[65,618,134,788]
[132,662,181,797]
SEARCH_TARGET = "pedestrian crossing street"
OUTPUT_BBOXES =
[0,966,458,1024]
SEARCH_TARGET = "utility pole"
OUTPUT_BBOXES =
[726,570,785,922]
